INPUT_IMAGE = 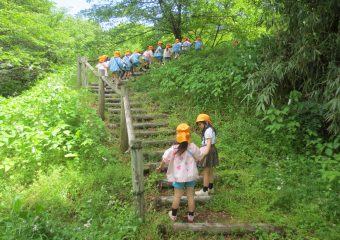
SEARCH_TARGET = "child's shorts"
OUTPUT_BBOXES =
[172,181,196,189]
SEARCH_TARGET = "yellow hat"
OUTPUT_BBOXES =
[196,114,212,125]
[125,50,131,55]
[175,39,180,43]
[98,55,106,63]
[158,41,163,44]
[166,43,171,48]
[135,49,140,53]
[113,51,121,57]
[148,45,154,50]
[176,123,190,143]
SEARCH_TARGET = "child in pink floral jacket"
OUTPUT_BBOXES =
[157,123,204,222]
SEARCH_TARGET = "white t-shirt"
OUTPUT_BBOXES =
[201,127,216,146]
[163,48,172,58]
[95,62,109,77]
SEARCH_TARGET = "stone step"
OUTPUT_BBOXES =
[133,122,168,129]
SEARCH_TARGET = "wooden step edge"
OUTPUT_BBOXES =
[136,130,175,137]
[157,176,220,189]
[172,223,284,235]
[133,123,168,128]
[156,196,211,206]
[133,114,168,119]
[142,139,175,145]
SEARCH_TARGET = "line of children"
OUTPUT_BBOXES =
[157,114,218,223]
[96,37,203,84]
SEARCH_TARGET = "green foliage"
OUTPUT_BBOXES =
[0,0,102,97]
[246,0,340,135]
[0,69,108,179]
[134,43,260,110]
[130,43,340,238]
[0,69,139,239]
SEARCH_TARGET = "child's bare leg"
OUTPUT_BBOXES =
[203,167,210,187]
[208,167,214,183]
[172,188,184,209]
[186,187,195,212]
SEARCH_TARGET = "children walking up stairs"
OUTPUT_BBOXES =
[88,77,284,238]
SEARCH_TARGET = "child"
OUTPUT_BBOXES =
[194,38,203,51]
[108,51,124,84]
[130,49,141,75]
[157,123,204,222]
[182,38,192,52]
[142,46,154,70]
[172,39,182,59]
[195,114,219,196]
[122,50,132,79]
[154,41,164,64]
[95,55,109,77]
[163,44,172,62]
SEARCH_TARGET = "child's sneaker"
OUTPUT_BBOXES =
[187,214,194,223]
[168,211,177,221]
[195,189,209,196]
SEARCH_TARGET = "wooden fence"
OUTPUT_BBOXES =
[77,57,145,220]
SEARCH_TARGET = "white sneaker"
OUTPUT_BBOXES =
[168,211,177,221]
[187,214,194,223]
[195,189,209,196]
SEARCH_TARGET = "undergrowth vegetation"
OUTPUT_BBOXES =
[130,44,340,239]
[0,69,139,239]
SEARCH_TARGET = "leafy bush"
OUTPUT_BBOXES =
[0,69,139,239]
[135,43,260,109]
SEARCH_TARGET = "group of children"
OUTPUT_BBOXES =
[96,38,203,84]
[157,113,218,223]
[97,39,215,223]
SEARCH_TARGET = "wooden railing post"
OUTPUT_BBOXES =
[98,69,105,120]
[82,57,88,87]
[130,140,145,220]
[120,86,129,152]
[77,57,82,88]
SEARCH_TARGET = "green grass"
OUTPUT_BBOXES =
[0,68,140,239]
[129,46,340,239]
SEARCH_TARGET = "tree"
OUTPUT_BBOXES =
[245,0,340,135]
[85,0,190,39]
[85,0,267,46]
[0,0,102,96]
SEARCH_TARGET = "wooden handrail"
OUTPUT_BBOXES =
[83,61,122,96]
[78,58,144,220]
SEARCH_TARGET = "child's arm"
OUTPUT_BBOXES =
[203,138,212,155]
[156,147,173,171]
[156,161,166,172]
